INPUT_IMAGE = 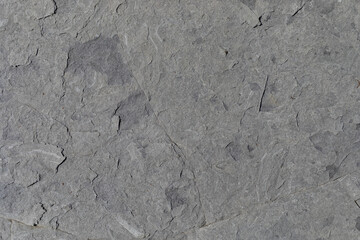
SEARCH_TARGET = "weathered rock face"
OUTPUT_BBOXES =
[1,0,360,239]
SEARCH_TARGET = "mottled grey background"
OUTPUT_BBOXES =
[1,0,360,239]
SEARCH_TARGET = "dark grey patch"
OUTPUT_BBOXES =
[323,46,331,56]
[2,125,18,141]
[209,95,229,112]
[114,91,153,131]
[325,164,338,179]
[236,230,258,240]
[322,215,334,227]
[222,101,229,111]
[93,177,129,215]
[8,61,39,88]
[268,82,277,94]
[259,97,276,112]
[225,134,258,161]
[286,15,295,25]
[271,55,276,64]
[249,82,261,91]
[70,112,81,121]
[165,187,186,210]
[356,123,360,130]
[315,92,337,108]
[356,217,360,231]
[0,88,12,103]
[240,0,256,10]
[67,35,131,85]
[356,199,360,208]
[309,131,334,154]
[270,215,293,239]
[225,142,242,161]
[209,95,218,104]
[112,34,120,42]
[314,0,336,15]
[193,37,204,45]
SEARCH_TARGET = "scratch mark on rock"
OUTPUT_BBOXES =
[259,75,269,112]
[115,216,144,238]
[292,1,307,17]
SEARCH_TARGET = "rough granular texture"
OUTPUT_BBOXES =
[1,0,360,239]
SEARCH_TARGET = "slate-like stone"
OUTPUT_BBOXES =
[1,0,360,239]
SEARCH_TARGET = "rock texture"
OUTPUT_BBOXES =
[1,0,360,239]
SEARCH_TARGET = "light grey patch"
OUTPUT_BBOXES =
[92,176,147,238]
[0,183,39,226]
[240,0,256,10]
[67,35,132,85]
[309,131,334,154]
[114,91,153,131]
[356,217,360,231]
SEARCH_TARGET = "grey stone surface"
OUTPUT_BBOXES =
[0,0,360,239]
